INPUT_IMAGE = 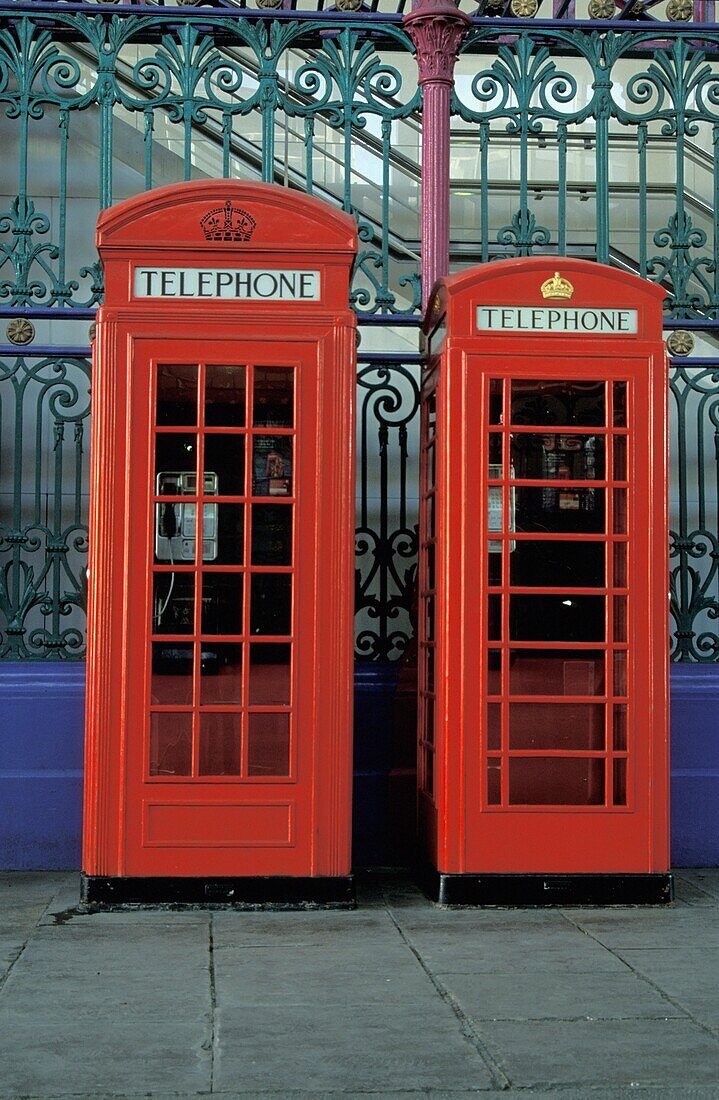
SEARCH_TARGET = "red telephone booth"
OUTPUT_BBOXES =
[82,181,357,906]
[418,258,672,904]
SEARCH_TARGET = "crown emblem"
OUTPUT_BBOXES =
[200,200,256,242]
[541,271,574,300]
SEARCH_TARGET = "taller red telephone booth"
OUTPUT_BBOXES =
[418,258,672,904]
[82,181,357,906]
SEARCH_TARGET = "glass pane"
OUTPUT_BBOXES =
[199,713,241,776]
[510,541,605,587]
[511,434,605,480]
[488,431,503,470]
[424,595,435,643]
[515,487,605,533]
[613,541,627,587]
[509,757,605,805]
[201,573,243,635]
[426,644,435,693]
[613,382,628,427]
[153,573,194,634]
[150,713,192,776]
[155,501,196,564]
[487,703,501,750]
[489,379,503,425]
[488,546,502,585]
[151,643,193,705]
[426,542,436,591]
[424,749,434,797]
[251,505,292,565]
[487,649,501,695]
[509,703,605,750]
[426,393,436,439]
[614,704,628,750]
[252,436,293,497]
[613,757,627,806]
[614,650,628,696]
[613,488,628,534]
[488,594,501,641]
[613,435,628,480]
[510,380,605,426]
[249,643,291,705]
[248,713,290,776]
[155,433,197,485]
[204,435,245,496]
[427,493,435,541]
[201,643,243,705]
[509,651,605,696]
[614,597,627,642]
[424,697,435,745]
[250,574,292,636]
[487,758,501,804]
[253,368,294,427]
[205,364,246,427]
[156,364,197,426]
[510,595,605,642]
[428,443,436,487]
[214,504,244,565]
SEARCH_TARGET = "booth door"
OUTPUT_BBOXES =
[465,357,659,873]
[123,338,320,876]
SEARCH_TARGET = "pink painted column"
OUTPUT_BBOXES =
[404,0,471,310]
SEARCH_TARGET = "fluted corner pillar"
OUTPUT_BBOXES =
[403,0,471,310]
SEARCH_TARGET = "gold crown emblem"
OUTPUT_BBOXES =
[540,271,574,300]
[200,200,256,243]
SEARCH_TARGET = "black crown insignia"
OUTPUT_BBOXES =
[200,200,256,242]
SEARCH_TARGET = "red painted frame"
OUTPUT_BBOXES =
[419,258,669,875]
[83,182,357,878]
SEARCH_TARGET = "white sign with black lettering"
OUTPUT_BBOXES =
[476,306,638,334]
[133,266,320,301]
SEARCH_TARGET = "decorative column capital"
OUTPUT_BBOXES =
[403,0,471,84]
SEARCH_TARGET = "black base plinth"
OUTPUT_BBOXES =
[80,874,355,910]
[417,867,674,906]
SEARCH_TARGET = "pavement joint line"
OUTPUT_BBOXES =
[558,908,719,1043]
[382,898,513,1092]
[206,913,218,1094]
[0,877,68,1000]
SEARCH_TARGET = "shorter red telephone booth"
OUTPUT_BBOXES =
[418,258,672,904]
[82,181,357,906]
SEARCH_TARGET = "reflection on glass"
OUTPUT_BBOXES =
[613,435,628,480]
[613,758,627,805]
[510,594,605,642]
[250,574,292,636]
[252,436,293,497]
[201,573,243,635]
[487,649,501,695]
[613,382,628,427]
[251,505,292,565]
[488,431,503,471]
[487,703,501,750]
[614,650,628,696]
[614,704,628,750]
[253,368,294,427]
[515,487,605,533]
[156,364,197,426]
[214,504,244,565]
[489,379,503,425]
[249,643,291,705]
[426,393,436,439]
[199,713,240,775]
[510,380,605,427]
[200,643,242,705]
[205,364,246,427]
[151,643,193,705]
[511,433,604,480]
[205,435,245,496]
[509,650,605,696]
[487,758,501,804]
[509,703,605,750]
[613,541,628,587]
[155,433,197,485]
[510,541,605,587]
[613,488,627,533]
[150,713,192,776]
[614,597,627,642]
[248,712,290,776]
[509,757,605,805]
[153,572,194,634]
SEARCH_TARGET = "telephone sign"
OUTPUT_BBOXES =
[82,181,357,906]
[418,258,672,905]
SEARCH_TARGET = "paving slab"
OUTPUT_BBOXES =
[481,1017,719,1088]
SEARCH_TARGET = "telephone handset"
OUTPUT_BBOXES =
[155,471,218,562]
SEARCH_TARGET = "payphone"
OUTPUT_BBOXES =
[418,258,672,905]
[82,181,357,905]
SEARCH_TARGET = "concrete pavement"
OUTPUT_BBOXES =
[0,869,718,1098]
